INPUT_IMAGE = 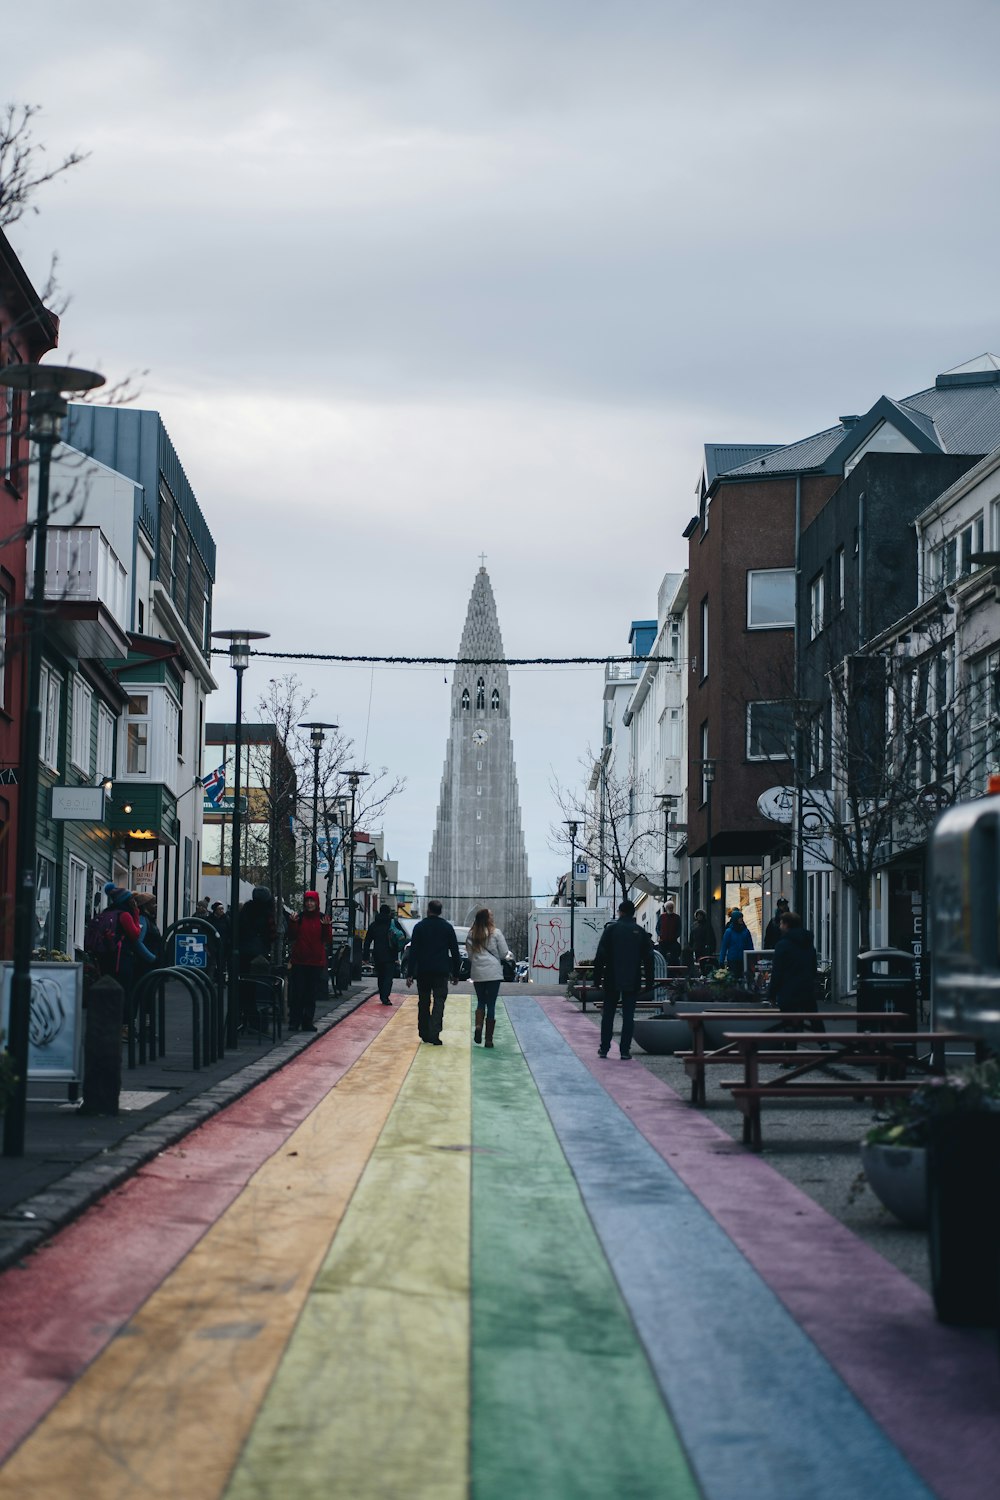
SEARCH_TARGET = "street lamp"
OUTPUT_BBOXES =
[563,819,580,968]
[656,793,678,910]
[342,769,369,977]
[298,721,337,892]
[0,363,104,1159]
[213,627,270,1048]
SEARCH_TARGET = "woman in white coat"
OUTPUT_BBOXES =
[465,907,513,1048]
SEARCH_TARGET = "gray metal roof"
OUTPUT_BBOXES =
[718,356,1000,485]
[703,443,781,486]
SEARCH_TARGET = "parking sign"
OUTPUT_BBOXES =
[176,933,208,969]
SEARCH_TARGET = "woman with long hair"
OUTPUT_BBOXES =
[465,907,513,1048]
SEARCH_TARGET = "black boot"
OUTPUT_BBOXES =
[484,1017,496,1048]
[474,1008,485,1044]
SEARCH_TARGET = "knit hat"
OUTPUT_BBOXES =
[252,887,272,902]
[304,890,320,903]
[133,892,157,911]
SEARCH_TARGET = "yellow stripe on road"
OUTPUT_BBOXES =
[225,1000,472,1500]
[0,1007,420,1500]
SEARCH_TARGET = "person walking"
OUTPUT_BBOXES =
[465,907,513,1048]
[132,893,164,985]
[767,909,824,1034]
[238,887,277,1028]
[689,908,716,973]
[656,900,682,964]
[363,903,406,1006]
[592,898,655,1060]
[719,908,753,982]
[209,901,231,982]
[404,899,461,1045]
[287,891,333,1032]
[84,885,148,1038]
[763,896,790,951]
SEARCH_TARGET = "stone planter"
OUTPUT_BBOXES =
[859,1141,927,1229]
[632,1012,692,1055]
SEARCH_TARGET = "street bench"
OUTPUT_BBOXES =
[719,1030,986,1150]
[676,1010,908,1106]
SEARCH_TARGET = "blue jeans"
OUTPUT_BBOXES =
[474,980,501,1017]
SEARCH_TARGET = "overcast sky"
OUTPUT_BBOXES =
[6,1,1000,901]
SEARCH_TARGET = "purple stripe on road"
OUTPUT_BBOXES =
[538,997,1000,1500]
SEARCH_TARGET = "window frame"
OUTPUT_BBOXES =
[746,700,795,762]
[809,572,825,640]
[70,675,93,775]
[39,663,62,771]
[746,568,795,630]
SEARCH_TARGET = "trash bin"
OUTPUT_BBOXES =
[856,948,918,1028]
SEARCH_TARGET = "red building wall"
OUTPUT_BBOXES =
[0,230,59,955]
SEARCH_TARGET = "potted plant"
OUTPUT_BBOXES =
[861,1061,1000,1241]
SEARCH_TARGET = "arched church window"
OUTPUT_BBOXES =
[491,688,500,711]
[461,688,470,711]
[476,677,485,710]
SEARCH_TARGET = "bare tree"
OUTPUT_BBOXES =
[550,752,660,906]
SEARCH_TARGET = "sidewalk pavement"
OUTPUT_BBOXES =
[0,975,377,1272]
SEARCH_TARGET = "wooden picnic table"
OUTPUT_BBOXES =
[676,1010,909,1106]
[719,1029,987,1150]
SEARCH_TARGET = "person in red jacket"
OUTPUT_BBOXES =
[287,891,332,1032]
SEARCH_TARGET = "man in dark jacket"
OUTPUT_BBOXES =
[592,899,655,1060]
[767,910,824,1035]
[364,903,405,1006]
[763,896,789,951]
[404,900,461,1044]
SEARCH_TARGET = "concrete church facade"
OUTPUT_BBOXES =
[426,567,531,955]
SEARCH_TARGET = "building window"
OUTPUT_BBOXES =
[809,573,825,640]
[700,598,709,679]
[96,704,115,780]
[931,515,985,592]
[476,810,482,820]
[68,856,88,952]
[746,569,795,629]
[476,677,485,710]
[39,664,61,770]
[476,835,482,845]
[35,853,55,950]
[746,701,795,761]
[125,694,150,776]
[476,785,482,796]
[71,675,93,775]
[970,651,1000,781]
[699,721,710,803]
[461,688,470,711]
[137,599,145,634]
[491,687,500,711]
[164,695,179,763]
[836,548,846,611]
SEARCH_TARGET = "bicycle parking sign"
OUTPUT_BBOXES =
[175,933,208,969]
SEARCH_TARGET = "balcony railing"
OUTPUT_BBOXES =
[30,526,129,631]
[605,660,642,682]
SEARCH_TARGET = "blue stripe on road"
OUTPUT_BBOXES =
[507,999,935,1500]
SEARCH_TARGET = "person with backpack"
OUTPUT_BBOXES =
[132,893,164,985]
[286,891,332,1032]
[84,886,150,1032]
[363,903,406,1006]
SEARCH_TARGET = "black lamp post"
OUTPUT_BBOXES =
[1,363,104,1158]
[699,759,717,934]
[298,721,336,892]
[563,819,579,967]
[343,769,369,978]
[656,793,678,909]
[213,627,269,1049]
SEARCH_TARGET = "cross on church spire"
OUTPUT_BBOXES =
[479,552,487,568]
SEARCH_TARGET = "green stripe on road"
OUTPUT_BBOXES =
[470,1001,700,1500]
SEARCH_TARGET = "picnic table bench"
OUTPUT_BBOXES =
[719,1030,987,1150]
[676,1010,909,1106]
[577,978,681,1013]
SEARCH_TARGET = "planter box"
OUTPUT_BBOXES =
[860,1141,927,1229]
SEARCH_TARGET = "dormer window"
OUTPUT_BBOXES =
[476,677,485,710]
[491,688,500,711]
[461,688,470,711]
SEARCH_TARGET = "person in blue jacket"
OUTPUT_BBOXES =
[719,908,753,981]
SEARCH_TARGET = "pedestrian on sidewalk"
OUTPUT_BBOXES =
[132,893,164,985]
[84,886,148,1037]
[287,891,332,1032]
[404,899,461,1045]
[655,900,682,963]
[689,908,716,974]
[210,901,230,982]
[592,898,655,1061]
[767,909,824,1035]
[763,896,789,951]
[239,887,277,1028]
[719,908,753,982]
[465,907,513,1048]
[363,903,406,1005]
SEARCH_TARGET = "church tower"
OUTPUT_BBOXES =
[426,566,531,954]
